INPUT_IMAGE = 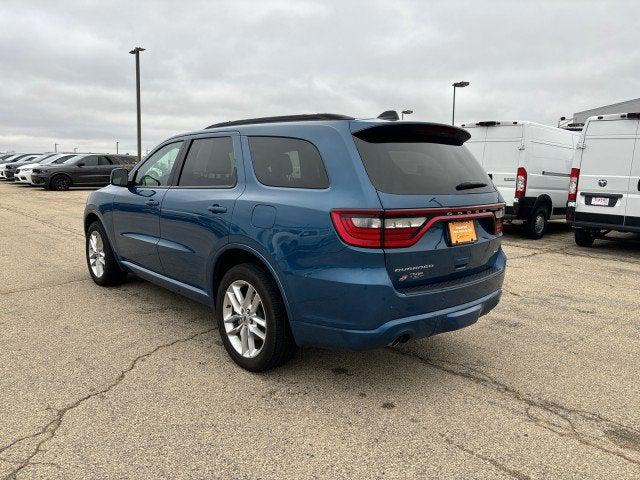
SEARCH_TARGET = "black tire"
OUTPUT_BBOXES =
[86,221,127,286]
[50,174,72,191]
[524,205,548,239]
[216,263,297,372]
[574,228,595,248]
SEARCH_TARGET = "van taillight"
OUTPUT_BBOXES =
[494,206,505,234]
[568,168,580,203]
[515,167,527,198]
[331,205,504,248]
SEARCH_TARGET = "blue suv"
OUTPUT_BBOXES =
[84,113,506,371]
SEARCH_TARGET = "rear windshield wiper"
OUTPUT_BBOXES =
[455,181,488,191]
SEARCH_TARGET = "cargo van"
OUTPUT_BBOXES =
[566,112,640,247]
[462,121,579,238]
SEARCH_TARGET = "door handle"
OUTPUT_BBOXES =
[637,179,640,191]
[208,204,227,214]
[145,199,159,207]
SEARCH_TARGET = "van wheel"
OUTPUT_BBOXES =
[574,228,595,248]
[86,221,127,286]
[216,263,297,372]
[524,206,548,239]
[51,174,71,191]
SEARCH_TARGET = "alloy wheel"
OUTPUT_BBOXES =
[222,280,267,358]
[88,230,106,278]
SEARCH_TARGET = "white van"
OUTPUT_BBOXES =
[566,112,640,247]
[462,121,579,238]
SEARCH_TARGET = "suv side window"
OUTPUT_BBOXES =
[178,137,236,187]
[80,156,100,167]
[134,142,183,187]
[248,137,329,189]
[98,156,112,166]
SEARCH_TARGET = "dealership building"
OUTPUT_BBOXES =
[571,97,640,124]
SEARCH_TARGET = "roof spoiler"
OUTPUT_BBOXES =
[353,122,471,145]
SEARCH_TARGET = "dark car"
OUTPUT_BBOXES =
[32,154,138,190]
[84,112,506,371]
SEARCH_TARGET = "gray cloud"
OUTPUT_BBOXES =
[1,0,639,153]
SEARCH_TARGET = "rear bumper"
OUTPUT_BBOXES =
[568,207,640,233]
[505,197,536,221]
[291,288,502,350]
[289,250,506,350]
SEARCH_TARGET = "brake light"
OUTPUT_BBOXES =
[568,167,580,203]
[515,167,527,198]
[331,205,504,248]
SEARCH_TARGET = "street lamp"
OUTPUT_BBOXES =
[116,140,119,154]
[451,81,470,125]
[54,143,59,153]
[401,109,413,120]
[129,46,145,162]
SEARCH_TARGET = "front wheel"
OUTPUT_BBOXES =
[86,221,127,286]
[216,263,297,372]
[50,174,71,191]
[574,228,595,248]
[524,206,548,239]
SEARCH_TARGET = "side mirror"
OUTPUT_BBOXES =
[110,168,130,187]
[77,162,85,167]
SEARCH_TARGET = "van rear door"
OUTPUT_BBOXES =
[577,117,639,226]
[349,122,503,291]
[478,124,523,205]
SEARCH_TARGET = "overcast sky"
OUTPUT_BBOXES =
[1,0,639,154]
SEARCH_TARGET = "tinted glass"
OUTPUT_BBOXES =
[179,137,236,187]
[353,138,494,195]
[134,142,183,187]
[249,137,329,189]
[78,156,99,166]
[98,156,112,165]
[53,155,74,164]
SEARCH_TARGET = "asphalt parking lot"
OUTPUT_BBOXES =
[1,182,639,479]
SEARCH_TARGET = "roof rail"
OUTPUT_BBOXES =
[206,113,354,129]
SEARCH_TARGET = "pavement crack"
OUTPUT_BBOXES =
[0,328,216,479]
[0,278,88,295]
[389,347,640,466]
[440,435,532,479]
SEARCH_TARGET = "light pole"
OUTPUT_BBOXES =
[116,140,119,154]
[452,81,470,125]
[54,143,59,153]
[129,46,145,162]
[401,109,413,120]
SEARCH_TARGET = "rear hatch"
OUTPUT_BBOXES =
[576,116,639,224]
[348,122,504,291]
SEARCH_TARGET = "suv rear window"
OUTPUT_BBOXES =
[248,137,329,189]
[353,126,494,195]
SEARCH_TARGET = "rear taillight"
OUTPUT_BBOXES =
[568,167,580,203]
[331,205,504,248]
[515,167,527,198]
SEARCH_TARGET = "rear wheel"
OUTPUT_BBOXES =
[574,228,595,248]
[50,174,71,191]
[216,263,297,372]
[524,206,548,239]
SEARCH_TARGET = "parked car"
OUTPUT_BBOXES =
[84,113,507,371]
[3,153,57,181]
[31,154,137,190]
[0,154,40,179]
[462,121,579,238]
[566,112,640,246]
[14,153,77,184]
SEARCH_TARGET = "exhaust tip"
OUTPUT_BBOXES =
[390,333,411,346]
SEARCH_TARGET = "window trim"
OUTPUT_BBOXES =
[247,135,330,190]
[174,136,238,190]
[130,140,186,188]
